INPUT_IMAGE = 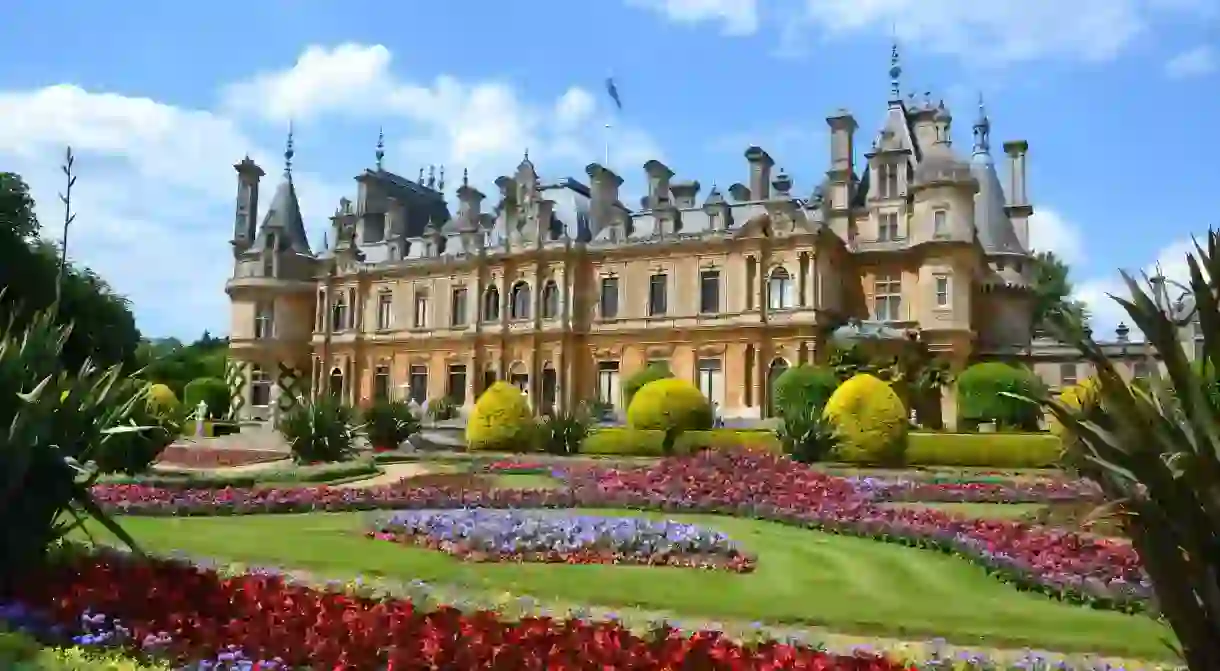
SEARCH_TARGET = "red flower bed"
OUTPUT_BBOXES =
[155,446,287,469]
[10,551,907,670]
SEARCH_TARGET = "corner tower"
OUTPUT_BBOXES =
[224,126,318,422]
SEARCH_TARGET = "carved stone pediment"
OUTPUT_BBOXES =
[590,344,623,359]
[645,345,675,359]
[696,344,726,357]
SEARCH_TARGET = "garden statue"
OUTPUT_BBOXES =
[194,400,208,438]
[269,385,282,425]
[407,397,422,418]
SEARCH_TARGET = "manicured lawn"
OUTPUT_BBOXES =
[83,510,1171,659]
[880,502,1044,519]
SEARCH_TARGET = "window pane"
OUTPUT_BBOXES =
[700,270,719,313]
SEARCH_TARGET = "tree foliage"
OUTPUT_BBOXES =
[137,332,228,398]
[1031,251,1089,333]
[0,171,141,371]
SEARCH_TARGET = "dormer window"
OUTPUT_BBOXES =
[262,233,276,276]
[877,164,899,199]
[878,213,900,241]
[767,267,794,311]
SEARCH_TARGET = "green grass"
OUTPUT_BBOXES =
[80,510,1172,659]
[880,502,1044,519]
[490,473,564,490]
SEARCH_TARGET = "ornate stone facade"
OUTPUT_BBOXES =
[225,74,1057,425]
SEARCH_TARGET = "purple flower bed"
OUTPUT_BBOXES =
[367,509,756,571]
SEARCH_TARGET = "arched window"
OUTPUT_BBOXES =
[767,267,794,310]
[510,281,531,320]
[328,367,344,399]
[541,280,559,319]
[482,286,500,322]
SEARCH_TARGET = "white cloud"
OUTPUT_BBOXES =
[1027,208,1086,265]
[1,44,664,339]
[1074,236,1209,340]
[221,44,661,188]
[642,0,1217,66]
[625,0,760,35]
[1165,45,1217,78]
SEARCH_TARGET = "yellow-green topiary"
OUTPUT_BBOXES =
[626,378,714,433]
[466,382,535,452]
[1050,378,1102,472]
[147,383,180,416]
[822,373,908,465]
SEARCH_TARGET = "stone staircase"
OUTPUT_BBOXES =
[174,422,291,453]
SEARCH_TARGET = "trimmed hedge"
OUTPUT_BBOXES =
[466,382,534,451]
[956,362,1044,431]
[97,458,379,490]
[904,432,1060,468]
[626,378,713,433]
[582,428,779,456]
[183,377,230,419]
[823,373,907,466]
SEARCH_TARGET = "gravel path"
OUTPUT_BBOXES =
[330,462,433,489]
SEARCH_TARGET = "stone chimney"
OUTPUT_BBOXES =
[1116,322,1130,343]
[642,160,674,209]
[669,180,700,208]
[1002,140,1032,250]
[771,170,792,198]
[744,146,774,200]
[585,162,624,233]
[456,169,485,223]
[727,183,751,202]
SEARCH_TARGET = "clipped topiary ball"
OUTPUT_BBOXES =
[146,383,180,415]
[626,378,713,433]
[956,362,1044,431]
[822,373,907,465]
[772,364,838,417]
[466,381,535,452]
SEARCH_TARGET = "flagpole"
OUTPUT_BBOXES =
[603,122,612,167]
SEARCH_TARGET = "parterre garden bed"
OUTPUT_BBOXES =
[1,449,1180,670]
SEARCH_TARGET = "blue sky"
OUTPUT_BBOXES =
[1,0,1217,340]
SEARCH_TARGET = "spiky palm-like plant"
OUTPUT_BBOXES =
[1024,230,1220,669]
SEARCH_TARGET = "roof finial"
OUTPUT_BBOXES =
[438,165,445,192]
[462,167,469,187]
[374,127,385,170]
[418,167,425,182]
[888,27,902,101]
[972,92,991,154]
[284,121,295,177]
[523,147,530,163]
[427,165,436,189]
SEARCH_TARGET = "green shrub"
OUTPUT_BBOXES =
[626,378,713,432]
[362,399,421,450]
[98,457,378,489]
[278,396,359,464]
[622,363,672,408]
[581,428,779,456]
[582,428,665,455]
[772,364,838,417]
[536,409,591,455]
[92,380,181,475]
[902,432,1061,468]
[823,373,908,466]
[466,382,534,452]
[426,396,459,421]
[777,404,841,464]
[0,630,172,670]
[956,362,1044,431]
[146,383,180,415]
[0,309,144,587]
[182,376,230,419]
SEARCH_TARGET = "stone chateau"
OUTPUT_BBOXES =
[224,54,1173,424]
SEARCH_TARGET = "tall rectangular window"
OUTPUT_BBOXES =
[934,275,950,308]
[408,366,428,405]
[373,363,391,401]
[413,290,429,328]
[745,257,757,309]
[376,291,393,330]
[450,287,468,326]
[250,365,271,407]
[878,213,899,241]
[254,302,274,339]
[597,361,621,408]
[696,358,724,408]
[446,364,467,404]
[648,273,668,316]
[599,277,619,319]
[699,270,720,314]
[933,210,948,237]
[872,273,903,322]
[1060,363,1078,387]
[877,164,899,198]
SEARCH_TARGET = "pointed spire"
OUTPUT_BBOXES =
[462,168,469,187]
[438,165,446,192]
[972,92,991,155]
[888,31,902,101]
[375,127,385,170]
[427,165,436,189]
[284,121,295,178]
